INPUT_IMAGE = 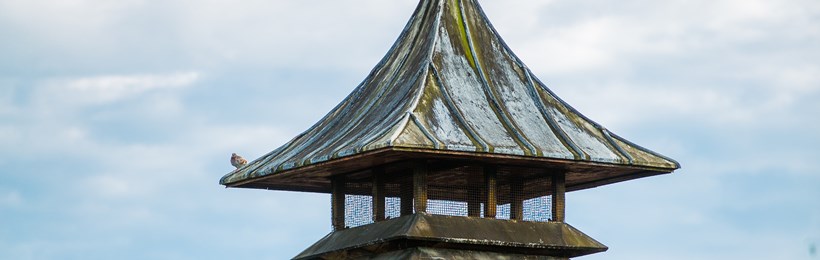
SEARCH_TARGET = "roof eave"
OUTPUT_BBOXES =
[221,147,677,193]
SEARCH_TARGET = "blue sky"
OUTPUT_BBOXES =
[1,0,819,259]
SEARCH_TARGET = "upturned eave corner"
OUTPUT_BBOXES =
[220,167,248,187]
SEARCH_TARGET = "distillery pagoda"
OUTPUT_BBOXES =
[220,0,680,259]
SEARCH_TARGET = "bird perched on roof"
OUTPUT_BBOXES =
[231,153,248,169]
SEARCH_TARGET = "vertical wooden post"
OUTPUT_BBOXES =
[510,177,524,221]
[400,172,413,216]
[331,176,346,230]
[372,167,385,222]
[551,171,566,222]
[467,171,482,217]
[484,165,497,219]
[413,161,428,214]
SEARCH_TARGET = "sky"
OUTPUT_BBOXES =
[1,0,819,259]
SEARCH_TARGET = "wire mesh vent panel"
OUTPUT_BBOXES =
[524,195,552,222]
[384,174,412,220]
[522,177,552,222]
[343,181,373,228]
[385,196,402,220]
[496,180,511,220]
[427,165,482,217]
[340,164,556,229]
[502,167,553,222]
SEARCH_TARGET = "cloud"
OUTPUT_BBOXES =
[0,73,307,258]
[0,0,419,73]
[0,72,201,159]
[38,72,200,105]
[472,0,820,140]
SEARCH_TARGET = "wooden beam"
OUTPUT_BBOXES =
[551,171,566,222]
[372,167,385,222]
[484,165,497,219]
[413,162,428,214]
[331,176,346,230]
[510,177,524,221]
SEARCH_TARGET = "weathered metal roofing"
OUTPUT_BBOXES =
[294,213,607,259]
[220,0,679,190]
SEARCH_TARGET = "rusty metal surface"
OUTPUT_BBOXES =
[220,0,679,188]
[293,213,607,259]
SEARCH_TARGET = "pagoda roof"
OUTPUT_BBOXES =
[220,0,679,191]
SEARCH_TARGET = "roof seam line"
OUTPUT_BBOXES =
[522,68,586,160]
[387,113,413,146]
[299,4,435,164]
[608,132,682,168]
[400,0,445,151]
[425,0,445,63]
[456,0,537,156]
[245,134,302,176]
[361,2,442,154]
[377,62,436,149]
[272,0,433,171]
[430,63,489,152]
[318,79,393,162]
[600,128,634,164]
[409,112,442,149]
[411,0,444,112]
[337,67,427,157]
[268,91,361,173]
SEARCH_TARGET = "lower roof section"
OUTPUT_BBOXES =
[294,213,607,259]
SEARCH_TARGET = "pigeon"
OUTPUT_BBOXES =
[231,153,248,169]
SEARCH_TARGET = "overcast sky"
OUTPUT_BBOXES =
[1,0,819,259]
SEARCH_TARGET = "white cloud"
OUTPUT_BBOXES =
[0,72,202,161]
[58,123,292,202]
[521,18,622,73]
[44,72,200,105]
[171,0,419,70]
[489,0,820,77]
[483,0,820,136]
[0,0,419,71]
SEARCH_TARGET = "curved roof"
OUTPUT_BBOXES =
[221,0,679,190]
